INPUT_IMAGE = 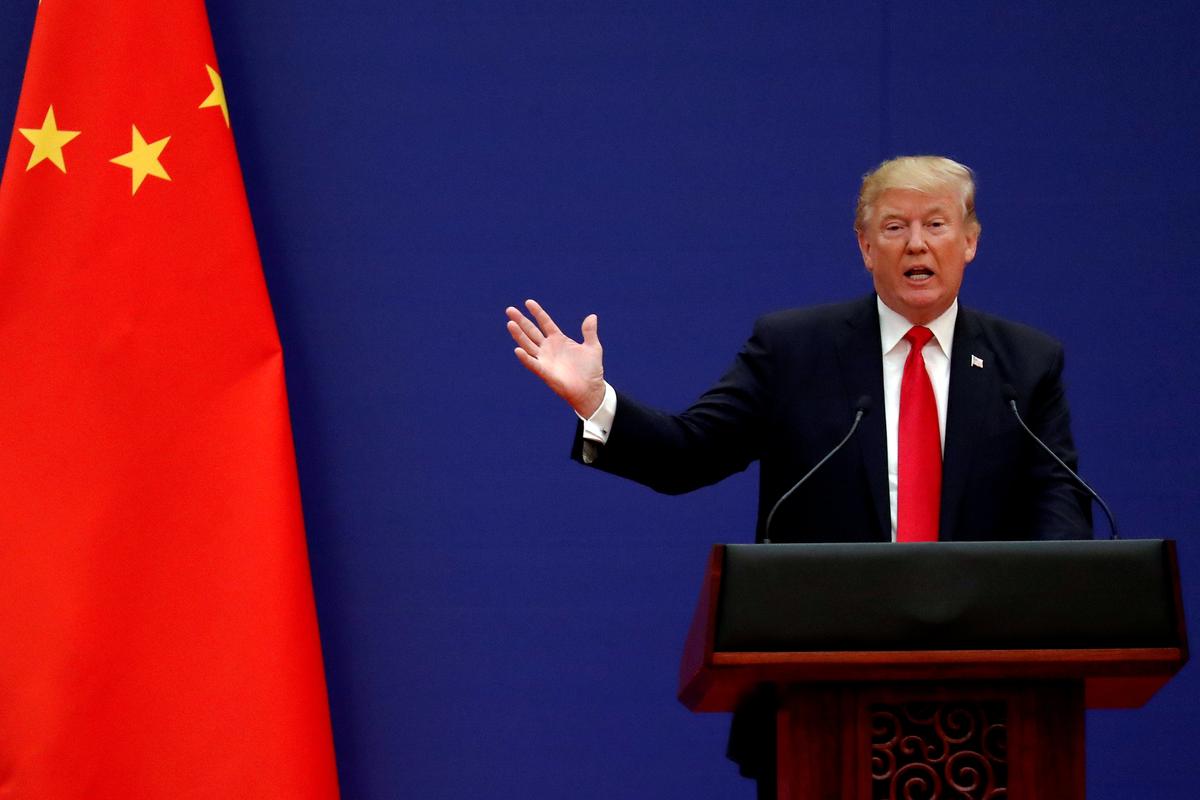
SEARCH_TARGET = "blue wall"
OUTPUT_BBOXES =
[3,2,1197,797]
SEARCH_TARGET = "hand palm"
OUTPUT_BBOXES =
[506,299,606,417]
[534,331,602,401]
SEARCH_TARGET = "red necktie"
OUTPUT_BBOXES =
[897,326,941,541]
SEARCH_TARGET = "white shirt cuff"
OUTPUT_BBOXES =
[578,382,617,444]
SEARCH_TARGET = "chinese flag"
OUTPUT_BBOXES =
[0,2,340,798]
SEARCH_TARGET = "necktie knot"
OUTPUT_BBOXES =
[904,325,934,351]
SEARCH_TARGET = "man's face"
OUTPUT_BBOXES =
[856,188,978,325]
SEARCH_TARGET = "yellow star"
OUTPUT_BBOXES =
[110,125,171,195]
[199,64,229,127]
[18,105,81,173]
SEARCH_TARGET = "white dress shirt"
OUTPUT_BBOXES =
[877,297,956,540]
[579,295,959,541]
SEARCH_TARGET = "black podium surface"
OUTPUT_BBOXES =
[716,539,1182,652]
[680,539,1188,712]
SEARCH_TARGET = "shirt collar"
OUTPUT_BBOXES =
[877,295,958,357]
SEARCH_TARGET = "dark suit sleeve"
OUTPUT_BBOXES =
[1022,343,1093,539]
[570,317,774,495]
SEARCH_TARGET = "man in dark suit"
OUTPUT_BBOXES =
[505,155,1092,794]
[569,295,1091,544]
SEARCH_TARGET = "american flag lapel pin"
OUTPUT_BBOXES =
[971,354,984,369]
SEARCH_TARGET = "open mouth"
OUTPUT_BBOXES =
[904,267,934,282]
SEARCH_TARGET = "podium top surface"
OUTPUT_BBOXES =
[679,540,1188,711]
[716,540,1182,652]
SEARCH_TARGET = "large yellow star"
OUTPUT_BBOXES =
[18,105,81,173]
[110,125,171,195]
[199,64,229,127]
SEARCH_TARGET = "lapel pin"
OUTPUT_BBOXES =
[971,354,984,369]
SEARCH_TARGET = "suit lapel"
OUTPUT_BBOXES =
[940,308,992,540]
[835,296,890,541]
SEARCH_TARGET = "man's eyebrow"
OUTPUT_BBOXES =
[878,206,950,218]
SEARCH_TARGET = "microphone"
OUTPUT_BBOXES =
[1002,383,1119,540]
[763,395,872,543]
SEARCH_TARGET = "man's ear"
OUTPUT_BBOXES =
[856,230,874,272]
[964,224,980,264]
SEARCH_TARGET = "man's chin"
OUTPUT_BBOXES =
[895,293,952,325]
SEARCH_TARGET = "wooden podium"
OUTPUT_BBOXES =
[678,541,1188,799]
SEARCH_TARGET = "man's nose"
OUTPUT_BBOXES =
[905,227,927,252]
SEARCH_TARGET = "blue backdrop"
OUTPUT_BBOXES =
[2,2,1196,797]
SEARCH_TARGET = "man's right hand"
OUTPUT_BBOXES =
[506,299,606,418]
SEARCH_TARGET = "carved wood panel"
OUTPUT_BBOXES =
[869,700,1007,799]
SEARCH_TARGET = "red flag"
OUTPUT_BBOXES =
[0,3,340,797]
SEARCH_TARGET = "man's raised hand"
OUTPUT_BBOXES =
[506,299,606,418]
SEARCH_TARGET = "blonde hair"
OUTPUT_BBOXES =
[854,156,979,234]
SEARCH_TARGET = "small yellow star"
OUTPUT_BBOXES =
[110,125,171,195]
[18,105,81,173]
[199,64,229,127]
